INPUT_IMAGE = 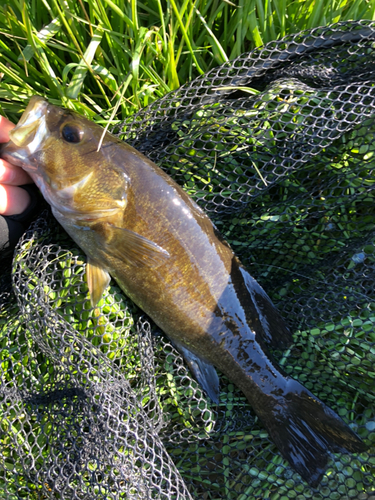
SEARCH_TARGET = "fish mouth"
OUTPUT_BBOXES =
[10,96,48,148]
[2,96,49,170]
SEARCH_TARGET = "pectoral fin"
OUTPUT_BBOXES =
[86,258,111,307]
[93,222,170,267]
[173,341,220,404]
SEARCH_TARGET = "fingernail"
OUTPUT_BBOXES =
[0,161,15,182]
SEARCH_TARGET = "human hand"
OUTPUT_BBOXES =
[0,115,33,215]
[0,115,39,258]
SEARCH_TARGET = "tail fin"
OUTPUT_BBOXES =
[254,379,367,487]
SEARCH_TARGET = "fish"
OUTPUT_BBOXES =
[1,95,367,487]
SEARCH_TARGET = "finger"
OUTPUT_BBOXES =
[0,159,32,185]
[0,116,15,143]
[0,184,31,216]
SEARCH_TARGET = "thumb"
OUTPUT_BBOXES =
[0,116,15,143]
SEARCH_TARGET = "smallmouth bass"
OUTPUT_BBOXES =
[2,96,367,487]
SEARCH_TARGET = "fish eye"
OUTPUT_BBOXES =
[61,124,84,143]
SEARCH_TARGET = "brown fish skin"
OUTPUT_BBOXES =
[1,96,367,487]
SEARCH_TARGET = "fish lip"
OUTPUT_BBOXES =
[13,96,48,130]
[6,95,49,156]
[0,143,37,171]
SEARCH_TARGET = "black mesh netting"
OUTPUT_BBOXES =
[1,20,375,499]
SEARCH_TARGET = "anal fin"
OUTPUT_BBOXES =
[173,341,220,404]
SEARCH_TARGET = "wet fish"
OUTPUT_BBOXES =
[2,96,367,487]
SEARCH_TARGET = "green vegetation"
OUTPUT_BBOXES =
[0,0,373,121]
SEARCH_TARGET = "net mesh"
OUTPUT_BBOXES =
[1,20,375,499]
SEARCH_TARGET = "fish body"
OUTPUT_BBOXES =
[2,96,367,487]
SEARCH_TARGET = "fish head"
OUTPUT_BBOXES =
[2,96,128,220]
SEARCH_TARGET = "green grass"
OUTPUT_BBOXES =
[0,0,374,122]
